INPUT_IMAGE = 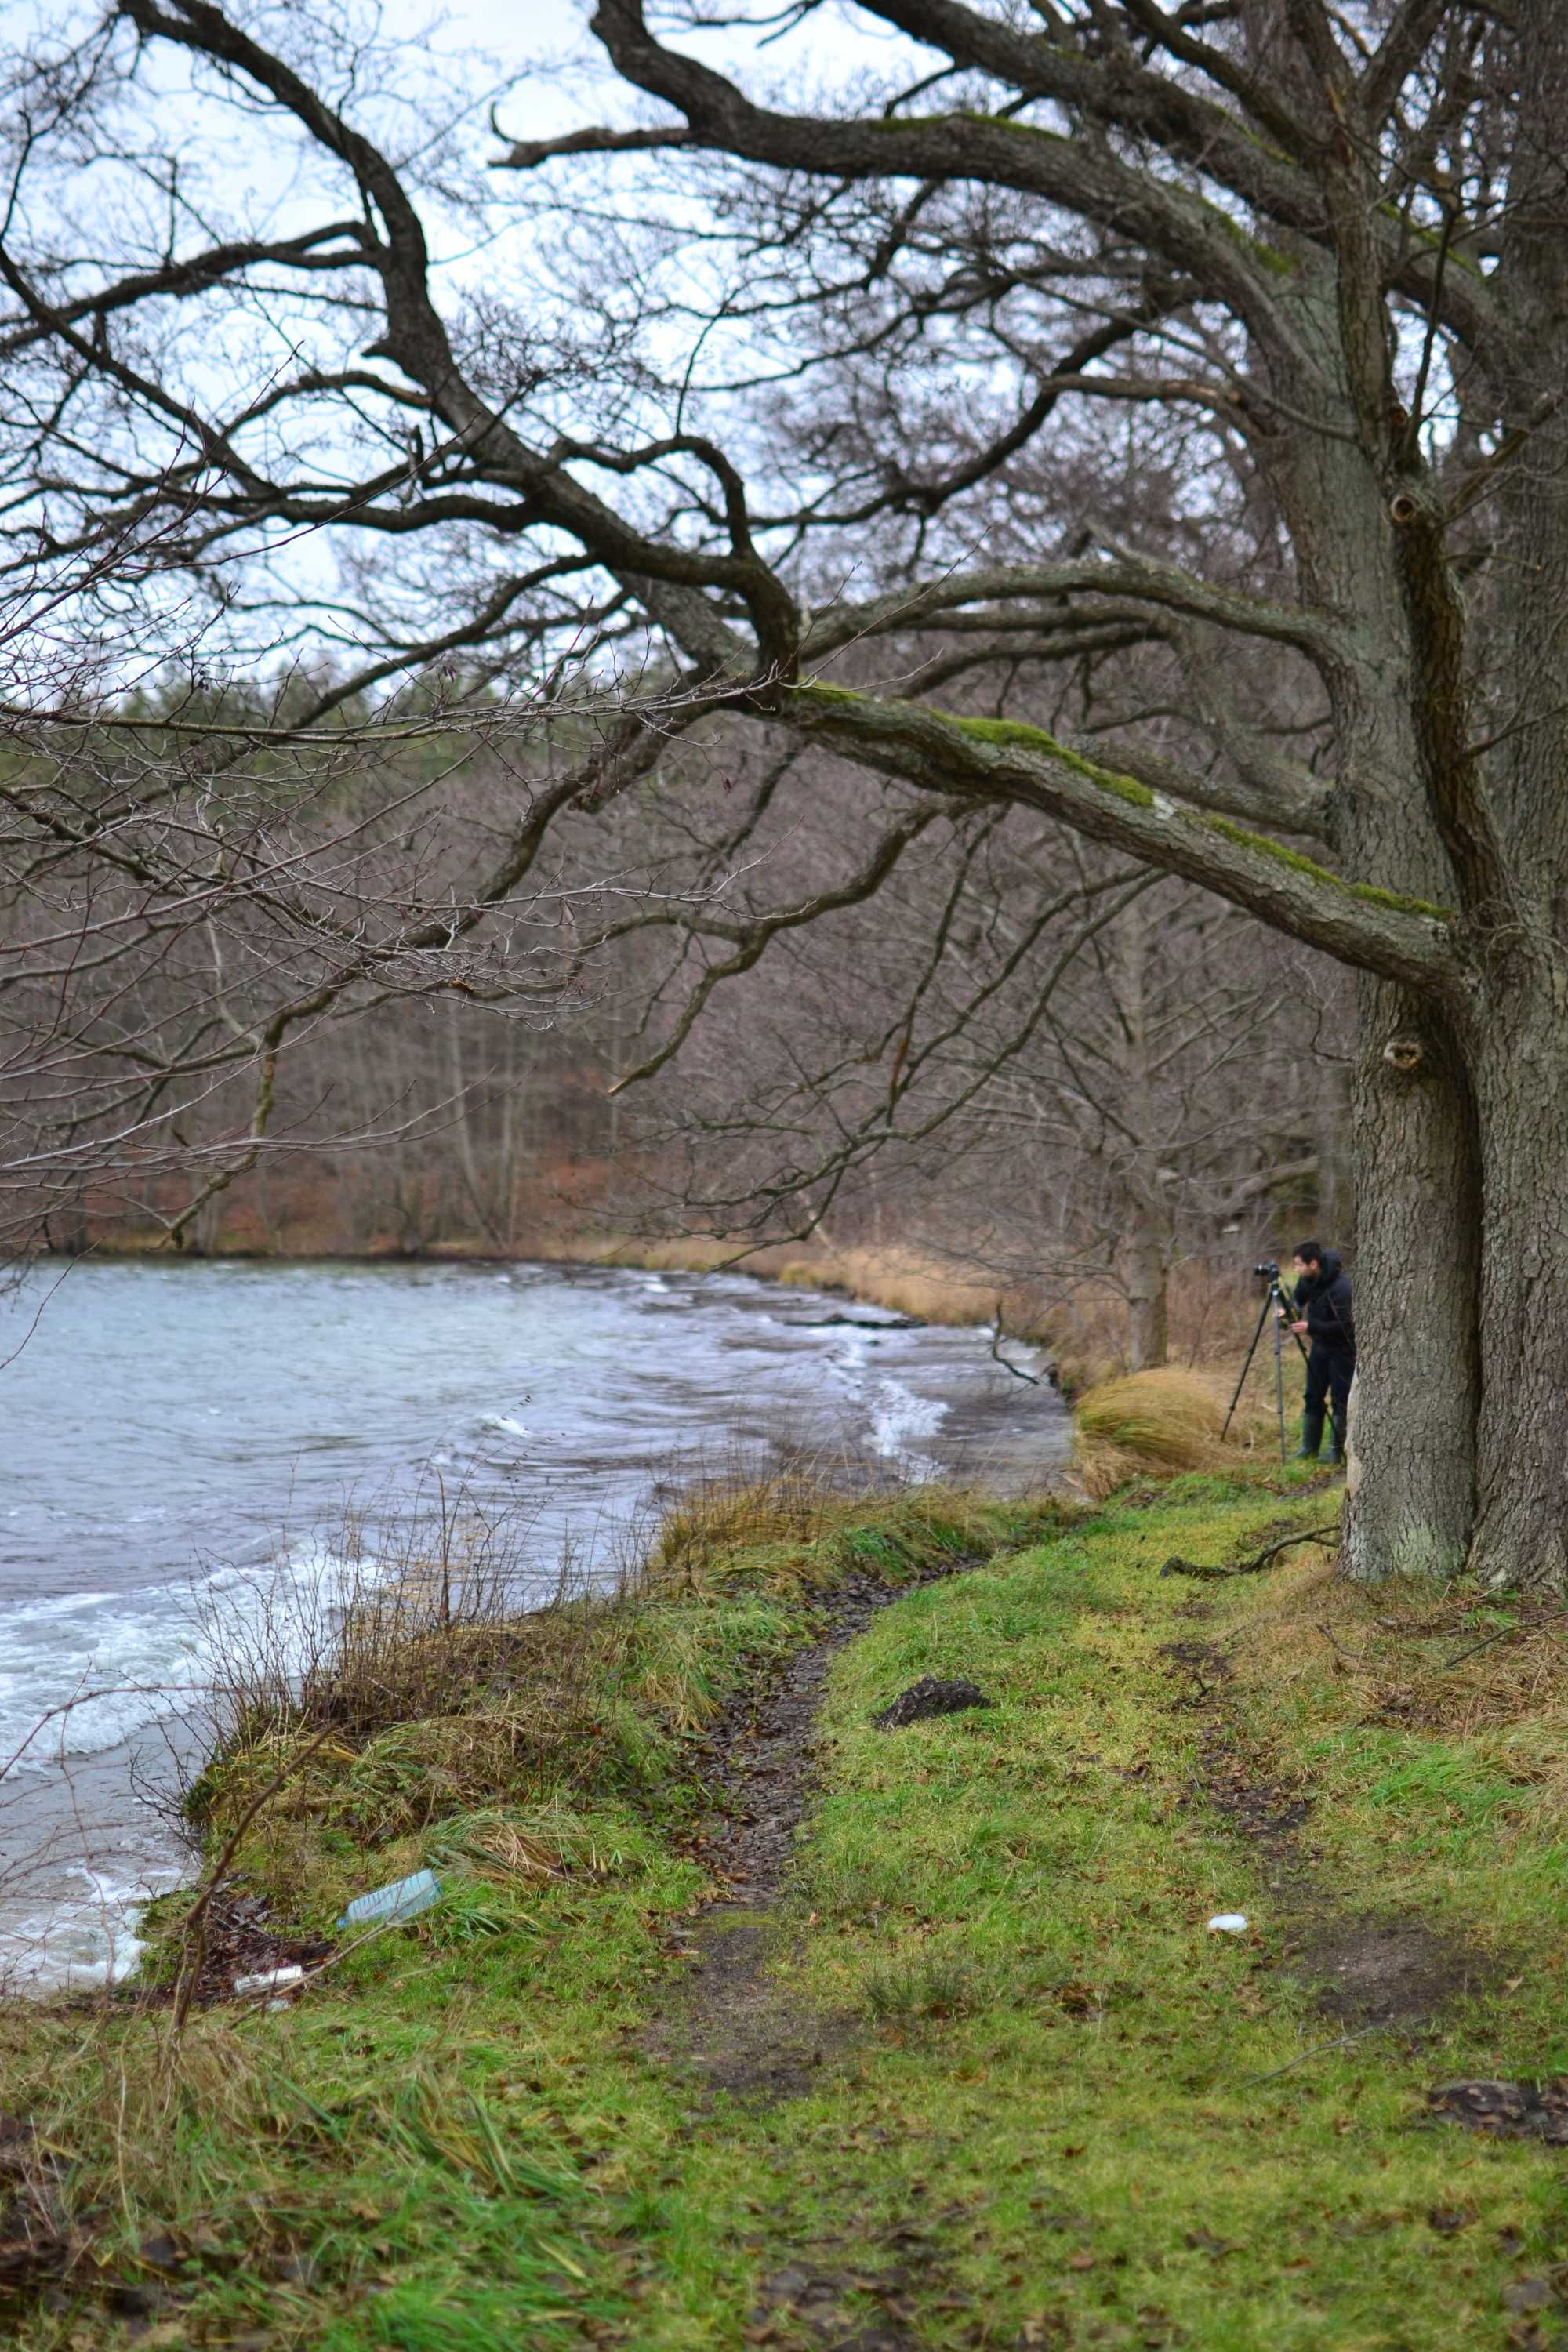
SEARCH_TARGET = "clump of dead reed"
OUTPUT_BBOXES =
[1073,1365,1276,1498]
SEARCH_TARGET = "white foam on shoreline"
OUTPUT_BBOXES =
[819,1327,950,1477]
[0,1540,371,1778]
[0,1861,182,1992]
[0,1537,383,1988]
[868,1376,948,1477]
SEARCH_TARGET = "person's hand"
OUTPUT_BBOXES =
[1291,1320,1308,1337]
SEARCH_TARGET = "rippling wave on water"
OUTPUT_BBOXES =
[0,1258,1066,1984]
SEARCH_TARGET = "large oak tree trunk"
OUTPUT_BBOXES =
[1465,977,1568,1588]
[1344,985,1479,1581]
[1264,295,1482,1583]
[1461,0,1568,1585]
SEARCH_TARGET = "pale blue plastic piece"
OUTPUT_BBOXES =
[337,1868,441,1931]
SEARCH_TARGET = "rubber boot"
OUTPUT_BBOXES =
[1327,1409,1346,1467]
[1297,1407,1324,1461]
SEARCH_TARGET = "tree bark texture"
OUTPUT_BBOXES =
[1262,292,1481,1581]
[1344,983,1479,1580]
[1464,972,1568,1588]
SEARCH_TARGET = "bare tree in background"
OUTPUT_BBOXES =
[2,1,1565,1585]
[0,636,716,1251]
[608,779,1344,1367]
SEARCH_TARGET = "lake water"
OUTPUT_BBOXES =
[0,1258,1068,1987]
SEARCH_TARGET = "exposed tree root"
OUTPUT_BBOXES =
[1159,1525,1340,1581]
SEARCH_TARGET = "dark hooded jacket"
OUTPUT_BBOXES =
[1293,1251,1355,1356]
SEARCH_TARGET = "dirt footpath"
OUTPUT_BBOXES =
[646,1563,967,2102]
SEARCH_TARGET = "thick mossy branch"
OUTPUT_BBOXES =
[949,715,1156,807]
[792,684,1457,976]
[1197,815,1453,922]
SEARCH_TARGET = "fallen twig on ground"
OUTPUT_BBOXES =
[1315,1621,1367,1669]
[1160,1526,1341,1582]
[1441,1603,1568,1671]
[1240,2019,1391,2086]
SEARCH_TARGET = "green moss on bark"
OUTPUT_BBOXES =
[1197,813,1453,920]
[948,715,1158,806]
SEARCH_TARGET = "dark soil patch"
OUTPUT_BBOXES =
[648,1562,973,2104]
[1427,2078,1568,2143]
[1157,1639,1231,1712]
[109,1884,333,2011]
[187,1885,334,2004]
[1207,1773,1315,1848]
[749,2258,922,2347]
[1294,1919,1484,2028]
[873,1677,991,1730]
[743,2208,963,2350]
[649,1915,851,2101]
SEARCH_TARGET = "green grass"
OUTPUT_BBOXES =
[7,1473,1568,2346]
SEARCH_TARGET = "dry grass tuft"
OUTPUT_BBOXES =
[642,1448,1040,1604]
[430,1802,605,1883]
[1236,1551,1568,1767]
[1073,1365,1275,1496]
[453,1814,567,1882]
[1076,1366,1230,1469]
[571,1232,739,1276]
[647,1448,877,1594]
[1070,1435,1140,1502]
[188,1604,639,1848]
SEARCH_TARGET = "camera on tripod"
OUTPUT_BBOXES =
[1222,1254,1309,1457]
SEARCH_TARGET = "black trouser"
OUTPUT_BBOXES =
[1302,1344,1354,1457]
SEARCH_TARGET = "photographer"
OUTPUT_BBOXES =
[1283,1240,1356,1465]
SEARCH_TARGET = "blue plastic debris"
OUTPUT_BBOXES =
[337,1868,442,1931]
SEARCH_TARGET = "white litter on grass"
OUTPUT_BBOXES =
[234,1963,304,1997]
[1207,1913,1249,1935]
[338,1868,442,1930]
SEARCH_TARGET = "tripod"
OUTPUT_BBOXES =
[1221,1275,1310,1461]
